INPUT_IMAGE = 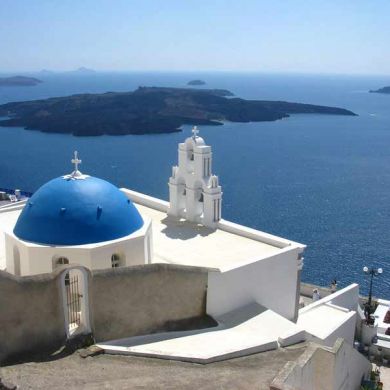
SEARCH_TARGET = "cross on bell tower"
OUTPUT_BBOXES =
[192,126,199,139]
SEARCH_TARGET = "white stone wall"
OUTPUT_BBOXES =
[322,311,356,346]
[298,284,360,348]
[299,284,360,318]
[89,234,148,269]
[206,246,302,320]
[4,219,152,276]
[271,338,371,390]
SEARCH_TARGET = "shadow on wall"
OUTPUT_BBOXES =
[0,268,68,365]
[91,263,212,342]
[0,263,212,365]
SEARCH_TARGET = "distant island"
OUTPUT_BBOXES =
[39,69,55,75]
[369,86,390,94]
[0,86,357,136]
[70,67,96,74]
[38,67,96,75]
[0,76,42,87]
[187,80,206,86]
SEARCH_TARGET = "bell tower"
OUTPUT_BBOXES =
[168,127,222,228]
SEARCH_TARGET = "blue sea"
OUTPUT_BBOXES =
[0,71,389,297]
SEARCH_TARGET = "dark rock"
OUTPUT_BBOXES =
[187,80,206,86]
[0,86,357,136]
[0,378,17,390]
[0,76,42,87]
[79,345,104,358]
[370,86,390,94]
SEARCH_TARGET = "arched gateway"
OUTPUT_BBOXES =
[59,266,91,338]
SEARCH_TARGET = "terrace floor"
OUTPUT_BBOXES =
[134,202,282,271]
[0,343,307,390]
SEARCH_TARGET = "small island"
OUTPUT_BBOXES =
[0,86,357,136]
[39,69,55,75]
[70,67,96,74]
[370,86,390,94]
[187,80,206,86]
[0,76,42,87]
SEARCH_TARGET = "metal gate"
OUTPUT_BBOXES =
[66,273,82,331]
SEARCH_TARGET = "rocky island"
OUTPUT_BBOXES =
[70,67,96,74]
[0,87,357,136]
[0,76,42,87]
[187,80,206,86]
[370,86,390,94]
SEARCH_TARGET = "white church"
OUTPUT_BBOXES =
[0,127,370,382]
[2,128,305,320]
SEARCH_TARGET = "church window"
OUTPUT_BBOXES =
[53,256,70,284]
[53,256,70,269]
[111,253,123,268]
[187,148,194,161]
[57,257,69,265]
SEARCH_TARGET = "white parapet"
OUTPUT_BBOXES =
[120,188,169,213]
[271,338,371,390]
[297,284,360,347]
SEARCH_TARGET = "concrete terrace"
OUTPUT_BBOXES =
[0,345,307,390]
[297,303,354,340]
[0,195,296,273]
[97,303,306,363]
[134,202,283,271]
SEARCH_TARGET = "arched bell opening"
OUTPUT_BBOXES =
[176,178,186,213]
[186,146,195,173]
[193,183,204,218]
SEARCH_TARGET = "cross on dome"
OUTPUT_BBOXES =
[192,126,199,139]
[71,151,82,174]
[63,151,88,180]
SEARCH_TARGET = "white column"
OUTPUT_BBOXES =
[194,152,204,180]
[168,182,180,217]
[178,145,188,172]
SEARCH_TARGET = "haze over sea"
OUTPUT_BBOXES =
[0,72,389,297]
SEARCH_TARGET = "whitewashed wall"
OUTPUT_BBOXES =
[4,219,152,276]
[298,284,360,348]
[206,247,301,320]
[323,311,357,346]
[299,284,359,316]
[271,338,371,390]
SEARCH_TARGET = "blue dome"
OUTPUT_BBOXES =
[14,176,144,246]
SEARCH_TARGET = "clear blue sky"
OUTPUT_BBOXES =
[1,0,389,74]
